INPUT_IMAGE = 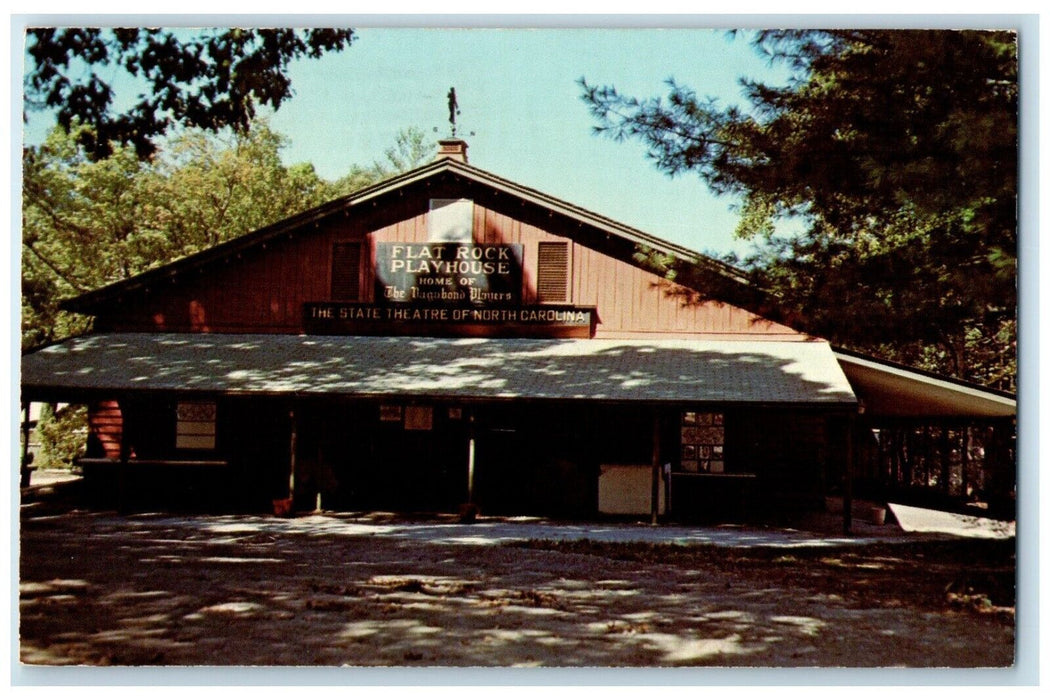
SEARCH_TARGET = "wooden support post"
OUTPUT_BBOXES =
[843,412,855,536]
[269,407,298,517]
[651,410,661,526]
[466,410,477,504]
[901,425,913,489]
[457,409,479,524]
[922,425,931,487]
[288,408,298,501]
[940,425,953,496]
[962,424,972,496]
[118,400,130,515]
[20,401,32,488]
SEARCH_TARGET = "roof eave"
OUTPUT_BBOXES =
[834,349,1016,418]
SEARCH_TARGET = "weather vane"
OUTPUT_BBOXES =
[435,87,474,140]
[447,87,460,137]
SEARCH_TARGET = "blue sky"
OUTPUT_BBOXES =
[20,26,794,259]
[265,27,792,258]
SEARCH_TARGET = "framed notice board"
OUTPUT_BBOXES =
[679,411,724,473]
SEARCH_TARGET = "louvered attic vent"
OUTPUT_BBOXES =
[537,241,569,303]
[331,242,362,301]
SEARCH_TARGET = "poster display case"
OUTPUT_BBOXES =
[679,411,724,473]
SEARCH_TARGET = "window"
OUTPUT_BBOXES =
[176,402,217,450]
[428,199,474,242]
[404,406,434,431]
[378,405,434,430]
[331,242,362,300]
[379,405,403,423]
[537,241,569,303]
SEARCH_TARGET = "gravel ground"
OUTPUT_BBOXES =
[17,472,1015,670]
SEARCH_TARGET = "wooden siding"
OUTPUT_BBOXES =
[91,191,804,340]
[87,400,123,459]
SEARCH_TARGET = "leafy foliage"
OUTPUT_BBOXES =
[24,28,355,159]
[581,30,1017,389]
[32,403,88,467]
[21,121,433,351]
[329,126,435,196]
[21,120,434,470]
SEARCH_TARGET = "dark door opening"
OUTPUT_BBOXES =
[299,403,469,513]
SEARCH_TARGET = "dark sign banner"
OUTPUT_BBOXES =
[374,243,523,306]
[304,302,595,338]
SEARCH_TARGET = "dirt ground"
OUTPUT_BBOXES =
[18,473,1015,669]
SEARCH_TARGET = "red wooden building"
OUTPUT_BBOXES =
[21,140,1015,524]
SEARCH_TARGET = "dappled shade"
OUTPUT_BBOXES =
[22,333,857,406]
[19,509,1015,666]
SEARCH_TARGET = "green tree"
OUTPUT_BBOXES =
[22,122,151,348]
[145,124,336,255]
[581,30,1017,389]
[24,27,355,159]
[22,121,435,466]
[32,403,88,468]
[21,121,435,351]
[21,121,327,349]
[330,126,435,196]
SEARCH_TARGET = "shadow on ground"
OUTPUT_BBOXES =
[19,482,1015,668]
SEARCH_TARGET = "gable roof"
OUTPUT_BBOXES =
[60,156,766,315]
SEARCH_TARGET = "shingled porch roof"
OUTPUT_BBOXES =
[22,333,857,408]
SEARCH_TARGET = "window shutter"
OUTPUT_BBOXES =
[537,242,569,303]
[331,242,362,301]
